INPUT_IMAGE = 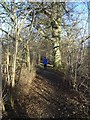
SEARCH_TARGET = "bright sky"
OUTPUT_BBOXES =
[0,1,89,38]
[3,0,90,2]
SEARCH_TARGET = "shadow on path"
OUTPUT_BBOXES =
[3,66,89,119]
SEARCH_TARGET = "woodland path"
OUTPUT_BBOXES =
[3,66,90,119]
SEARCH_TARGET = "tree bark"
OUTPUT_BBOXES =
[51,2,62,68]
[6,48,10,86]
[11,38,18,87]
[88,1,90,76]
[27,40,31,71]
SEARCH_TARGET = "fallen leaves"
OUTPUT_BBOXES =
[4,68,89,119]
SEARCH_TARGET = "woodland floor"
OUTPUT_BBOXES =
[2,65,90,119]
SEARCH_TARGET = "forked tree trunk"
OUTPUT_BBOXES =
[11,7,31,86]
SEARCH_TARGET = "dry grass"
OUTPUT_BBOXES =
[17,67,36,95]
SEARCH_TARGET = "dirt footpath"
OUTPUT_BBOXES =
[3,67,90,119]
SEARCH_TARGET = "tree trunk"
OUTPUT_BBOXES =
[11,9,18,88]
[88,1,90,76]
[38,53,41,64]
[51,2,62,68]
[73,53,79,91]
[11,38,18,88]
[27,41,31,71]
[6,49,10,86]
